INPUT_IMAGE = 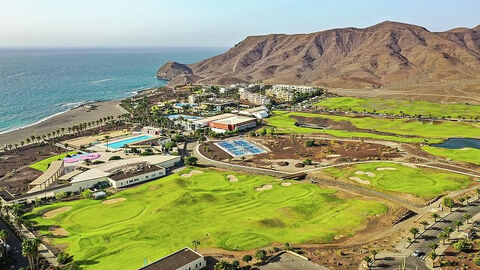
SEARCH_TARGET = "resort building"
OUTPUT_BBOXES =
[202,98,237,111]
[209,115,257,133]
[1,155,181,204]
[167,114,204,131]
[272,84,315,93]
[238,106,269,119]
[29,160,65,192]
[192,113,236,129]
[239,89,271,105]
[138,247,205,270]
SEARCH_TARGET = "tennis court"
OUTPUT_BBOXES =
[215,139,266,157]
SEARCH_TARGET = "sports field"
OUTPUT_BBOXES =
[266,111,480,142]
[316,97,480,119]
[26,169,387,270]
[322,162,472,199]
[422,146,480,165]
[29,151,78,171]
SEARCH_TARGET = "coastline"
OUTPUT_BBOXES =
[0,86,161,147]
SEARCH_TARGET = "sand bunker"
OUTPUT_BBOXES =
[281,182,292,186]
[148,185,158,191]
[227,175,238,182]
[102,198,126,205]
[354,171,375,177]
[349,176,371,185]
[181,170,203,178]
[43,206,72,219]
[49,226,70,236]
[376,167,397,171]
[255,184,273,191]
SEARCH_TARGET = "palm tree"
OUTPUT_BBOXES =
[429,242,439,253]
[476,188,480,199]
[22,238,41,270]
[363,256,372,267]
[454,220,463,231]
[409,227,419,239]
[192,240,200,251]
[370,250,378,261]
[428,251,438,267]
[438,232,449,244]
[431,213,440,222]
[464,195,471,205]
[0,229,8,244]
[104,135,110,151]
[420,220,429,230]
[463,213,472,224]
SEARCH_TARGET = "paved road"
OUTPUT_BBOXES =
[373,199,480,270]
[0,219,28,269]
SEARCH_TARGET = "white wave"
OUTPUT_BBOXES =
[59,101,88,108]
[6,72,26,78]
[89,78,115,84]
[0,109,70,136]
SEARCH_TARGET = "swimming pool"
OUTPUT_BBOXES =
[106,135,154,149]
[167,114,203,121]
[215,139,266,157]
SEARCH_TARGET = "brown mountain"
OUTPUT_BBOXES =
[158,21,480,102]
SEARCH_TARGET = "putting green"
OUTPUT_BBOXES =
[26,168,387,270]
[323,162,472,199]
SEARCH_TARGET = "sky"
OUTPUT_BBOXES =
[0,0,479,48]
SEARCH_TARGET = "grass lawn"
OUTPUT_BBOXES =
[422,146,480,165]
[26,168,387,270]
[316,97,480,119]
[322,162,472,199]
[266,111,480,142]
[29,151,78,171]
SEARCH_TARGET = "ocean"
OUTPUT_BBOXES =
[0,47,224,134]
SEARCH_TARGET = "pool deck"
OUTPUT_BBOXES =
[91,134,159,152]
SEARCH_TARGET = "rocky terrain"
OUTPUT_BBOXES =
[158,21,480,102]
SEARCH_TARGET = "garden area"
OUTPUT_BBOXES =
[29,151,78,171]
[25,168,388,270]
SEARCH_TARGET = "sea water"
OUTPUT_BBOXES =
[0,47,224,133]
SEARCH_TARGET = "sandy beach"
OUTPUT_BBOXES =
[0,100,127,147]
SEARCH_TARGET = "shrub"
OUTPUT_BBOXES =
[255,249,267,261]
[57,252,73,264]
[55,192,67,201]
[109,156,122,161]
[305,139,315,147]
[185,156,198,166]
[81,189,93,199]
[92,160,105,165]
[303,159,313,165]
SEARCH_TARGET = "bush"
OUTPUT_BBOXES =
[185,156,198,166]
[305,139,316,147]
[55,192,67,201]
[109,156,122,161]
[92,160,105,165]
[57,252,74,264]
[303,159,313,165]
[81,189,93,199]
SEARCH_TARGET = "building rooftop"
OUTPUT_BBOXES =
[109,165,163,181]
[71,155,180,183]
[30,160,64,186]
[213,115,256,125]
[138,247,202,270]
[194,113,235,126]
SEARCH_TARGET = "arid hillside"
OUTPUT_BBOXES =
[158,21,480,103]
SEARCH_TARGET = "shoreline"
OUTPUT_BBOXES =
[0,87,157,147]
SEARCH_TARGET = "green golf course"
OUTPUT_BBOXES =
[25,168,387,270]
[265,111,480,143]
[322,162,472,199]
[422,146,480,166]
[316,97,480,119]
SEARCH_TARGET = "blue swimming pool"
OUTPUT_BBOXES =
[106,135,154,149]
[215,140,266,157]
